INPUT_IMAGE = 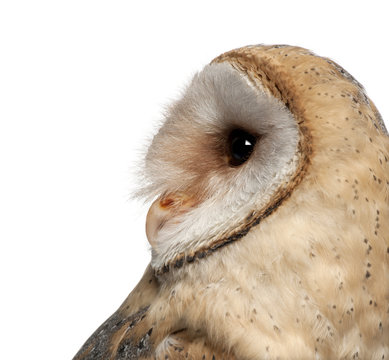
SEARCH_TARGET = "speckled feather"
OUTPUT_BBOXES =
[73,45,389,360]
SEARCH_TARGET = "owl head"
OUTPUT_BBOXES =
[138,45,386,274]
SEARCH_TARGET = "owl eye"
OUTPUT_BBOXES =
[227,129,257,166]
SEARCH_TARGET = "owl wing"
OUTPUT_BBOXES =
[72,265,158,360]
[72,265,235,360]
[153,329,236,360]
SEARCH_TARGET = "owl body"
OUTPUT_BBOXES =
[74,46,389,359]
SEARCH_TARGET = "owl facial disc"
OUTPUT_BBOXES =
[141,61,302,272]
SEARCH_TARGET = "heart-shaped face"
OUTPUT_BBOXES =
[139,61,301,271]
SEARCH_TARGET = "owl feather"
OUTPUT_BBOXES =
[73,45,389,360]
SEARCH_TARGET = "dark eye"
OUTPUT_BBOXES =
[228,129,257,166]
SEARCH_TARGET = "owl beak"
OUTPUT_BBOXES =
[145,193,196,249]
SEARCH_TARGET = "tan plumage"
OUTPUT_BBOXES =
[73,45,389,359]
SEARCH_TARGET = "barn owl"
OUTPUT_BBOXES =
[73,45,389,359]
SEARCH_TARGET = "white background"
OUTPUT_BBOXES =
[0,1,388,359]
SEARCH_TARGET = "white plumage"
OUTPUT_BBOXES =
[141,63,300,269]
